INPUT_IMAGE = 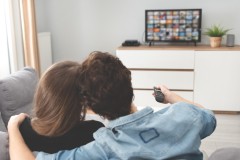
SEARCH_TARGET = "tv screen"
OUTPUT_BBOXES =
[145,9,202,45]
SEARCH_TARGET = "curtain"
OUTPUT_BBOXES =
[0,0,11,77]
[19,0,40,75]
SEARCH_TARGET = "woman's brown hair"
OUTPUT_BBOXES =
[31,61,84,136]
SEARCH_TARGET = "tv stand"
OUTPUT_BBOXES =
[148,41,154,46]
[194,41,197,46]
[187,41,198,46]
[148,41,198,47]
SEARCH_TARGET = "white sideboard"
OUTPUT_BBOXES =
[194,51,240,111]
[116,45,240,112]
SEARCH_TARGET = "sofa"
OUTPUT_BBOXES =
[208,147,240,160]
[0,67,38,160]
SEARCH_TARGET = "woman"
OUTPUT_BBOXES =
[18,61,104,153]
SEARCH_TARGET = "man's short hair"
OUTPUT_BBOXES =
[79,51,134,120]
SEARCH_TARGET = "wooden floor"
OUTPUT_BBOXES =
[200,113,240,157]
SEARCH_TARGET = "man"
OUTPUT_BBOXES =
[8,51,216,160]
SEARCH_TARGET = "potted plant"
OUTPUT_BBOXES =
[204,25,231,48]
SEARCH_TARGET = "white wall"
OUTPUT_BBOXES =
[35,0,240,62]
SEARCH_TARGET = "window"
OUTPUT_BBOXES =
[0,0,39,77]
[0,0,11,77]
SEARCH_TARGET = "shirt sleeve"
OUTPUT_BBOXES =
[36,141,108,160]
[168,102,217,139]
[179,102,217,139]
[199,108,217,139]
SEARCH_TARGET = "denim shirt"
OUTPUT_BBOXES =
[36,102,216,160]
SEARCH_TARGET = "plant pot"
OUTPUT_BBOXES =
[210,37,222,48]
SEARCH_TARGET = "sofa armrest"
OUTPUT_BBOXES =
[0,67,38,128]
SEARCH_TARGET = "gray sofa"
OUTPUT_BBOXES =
[208,147,240,160]
[0,67,38,160]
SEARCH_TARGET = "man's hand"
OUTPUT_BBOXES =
[155,85,204,108]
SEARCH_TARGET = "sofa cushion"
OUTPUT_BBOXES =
[0,131,9,160]
[208,147,240,160]
[0,67,38,128]
[0,114,6,131]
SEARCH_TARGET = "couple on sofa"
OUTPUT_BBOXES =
[8,51,216,160]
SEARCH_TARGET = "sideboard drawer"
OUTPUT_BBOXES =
[131,70,194,90]
[116,50,194,69]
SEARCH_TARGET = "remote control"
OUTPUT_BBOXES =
[153,87,164,103]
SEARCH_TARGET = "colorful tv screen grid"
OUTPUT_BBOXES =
[146,10,201,42]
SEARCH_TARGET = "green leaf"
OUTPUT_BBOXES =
[203,25,231,37]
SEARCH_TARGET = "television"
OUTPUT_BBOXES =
[145,9,202,46]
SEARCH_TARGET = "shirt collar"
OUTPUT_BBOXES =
[107,107,154,129]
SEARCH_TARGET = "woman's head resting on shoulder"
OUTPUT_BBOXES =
[32,61,84,136]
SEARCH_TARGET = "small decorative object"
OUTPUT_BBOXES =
[204,25,231,48]
[226,34,235,47]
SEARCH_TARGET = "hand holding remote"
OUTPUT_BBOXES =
[154,85,204,108]
[153,87,164,103]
